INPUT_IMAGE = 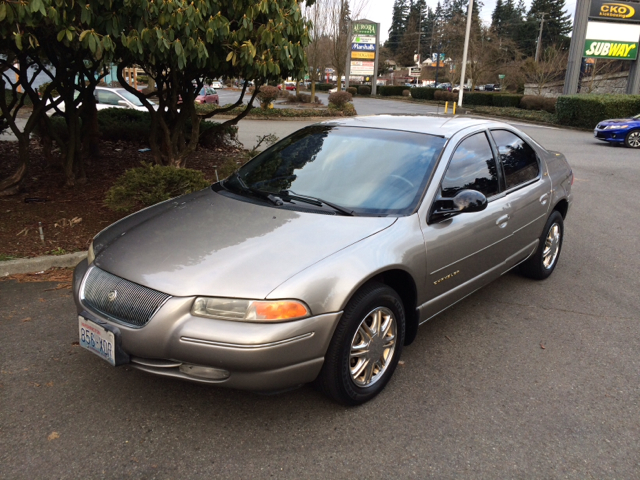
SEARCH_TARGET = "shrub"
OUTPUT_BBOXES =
[491,94,523,108]
[328,102,357,116]
[315,83,334,92]
[328,91,353,108]
[434,90,457,102]
[296,93,321,104]
[105,163,210,212]
[459,92,492,106]
[38,82,59,98]
[520,95,557,113]
[357,85,371,95]
[401,89,410,97]
[411,87,437,100]
[346,87,358,96]
[556,94,640,129]
[378,85,408,96]
[257,85,280,109]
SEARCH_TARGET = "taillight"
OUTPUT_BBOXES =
[570,170,574,186]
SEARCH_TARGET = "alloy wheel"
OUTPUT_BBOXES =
[542,223,561,269]
[627,131,640,148]
[349,307,397,387]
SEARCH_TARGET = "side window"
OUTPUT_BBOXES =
[441,132,499,198]
[97,90,122,106]
[491,130,540,189]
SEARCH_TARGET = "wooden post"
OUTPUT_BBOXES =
[134,68,138,90]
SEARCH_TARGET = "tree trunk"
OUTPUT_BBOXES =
[81,93,100,160]
[0,136,29,196]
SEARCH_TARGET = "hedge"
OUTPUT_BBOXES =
[411,87,437,100]
[556,94,640,129]
[357,85,371,95]
[314,83,333,92]
[520,96,556,114]
[491,94,523,108]
[378,85,409,96]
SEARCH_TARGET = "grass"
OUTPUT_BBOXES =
[0,254,18,262]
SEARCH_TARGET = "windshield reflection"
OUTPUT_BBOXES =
[233,126,446,216]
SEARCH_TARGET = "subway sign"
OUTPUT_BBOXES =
[590,1,640,22]
[584,40,638,59]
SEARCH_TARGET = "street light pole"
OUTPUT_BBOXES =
[457,0,474,107]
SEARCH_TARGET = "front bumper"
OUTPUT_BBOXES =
[594,128,626,143]
[73,260,342,391]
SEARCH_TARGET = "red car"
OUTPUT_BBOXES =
[195,86,219,105]
[277,82,297,91]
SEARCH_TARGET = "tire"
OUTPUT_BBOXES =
[520,210,564,280]
[624,130,640,148]
[316,282,405,406]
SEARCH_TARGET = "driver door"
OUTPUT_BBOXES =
[419,131,513,321]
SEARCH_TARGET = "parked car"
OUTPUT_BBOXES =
[195,86,219,105]
[210,81,224,89]
[594,114,640,148]
[73,116,573,405]
[46,86,156,116]
[278,82,297,91]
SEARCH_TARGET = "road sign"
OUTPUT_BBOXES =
[409,67,421,77]
[499,74,505,79]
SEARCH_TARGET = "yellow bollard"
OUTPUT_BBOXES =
[444,101,448,114]
[453,102,457,115]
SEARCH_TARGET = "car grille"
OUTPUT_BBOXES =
[82,267,170,328]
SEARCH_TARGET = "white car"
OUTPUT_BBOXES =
[46,86,156,116]
[210,81,224,89]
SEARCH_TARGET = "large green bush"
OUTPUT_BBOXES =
[357,85,371,95]
[492,94,524,108]
[378,86,408,96]
[411,87,437,100]
[556,95,640,128]
[346,86,358,96]
[460,92,493,106]
[315,83,333,92]
[328,91,353,108]
[105,163,210,212]
[434,90,457,102]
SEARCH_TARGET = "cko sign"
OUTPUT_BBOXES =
[589,1,640,22]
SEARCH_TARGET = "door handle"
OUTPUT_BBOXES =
[539,193,550,205]
[496,214,510,228]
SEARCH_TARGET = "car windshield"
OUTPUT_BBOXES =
[114,89,155,106]
[228,126,446,216]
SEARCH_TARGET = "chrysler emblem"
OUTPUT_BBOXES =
[107,290,118,302]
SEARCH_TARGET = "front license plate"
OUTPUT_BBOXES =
[79,316,116,366]
[594,130,598,137]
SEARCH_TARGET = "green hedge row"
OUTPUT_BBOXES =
[378,85,410,96]
[410,87,438,100]
[411,89,524,108]
[556,94,640,129]
[314,83,333,92]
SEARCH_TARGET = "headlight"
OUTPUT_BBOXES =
[192,297,310,322]
[87,241,95,264]
[605,125,628,129]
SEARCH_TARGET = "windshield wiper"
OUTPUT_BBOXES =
[226,174,284,206]
[281,191,355,216]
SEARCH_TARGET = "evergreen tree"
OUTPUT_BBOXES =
[519,0,573,56]
[387,0,409,54]
[492,0,506,34]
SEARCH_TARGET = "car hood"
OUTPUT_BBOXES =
[94,188,396,298]
[599,118,638,125]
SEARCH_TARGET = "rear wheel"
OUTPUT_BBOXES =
[520,211,564,280]
[624,130,640,148]
[317,282,405,406]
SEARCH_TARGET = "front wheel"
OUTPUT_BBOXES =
[624,130,640,148]
[520,211,564,280]
[317,282,405,406]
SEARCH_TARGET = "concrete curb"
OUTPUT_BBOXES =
[1,251,87,277]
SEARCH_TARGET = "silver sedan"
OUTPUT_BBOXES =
[72,116,573,405]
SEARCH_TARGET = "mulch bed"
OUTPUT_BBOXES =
[0,138,245,259]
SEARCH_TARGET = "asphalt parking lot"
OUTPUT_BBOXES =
[1,114,639,478]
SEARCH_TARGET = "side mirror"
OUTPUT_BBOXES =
[117,100,129,108]
[429,189,488,223]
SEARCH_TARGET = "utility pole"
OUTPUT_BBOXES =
[457,0,474,107]
[535,13,546,62]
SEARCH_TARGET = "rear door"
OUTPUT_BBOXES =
[419,131,513,320]
[489,129,552,267]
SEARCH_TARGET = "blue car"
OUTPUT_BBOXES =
[594,115,640,148]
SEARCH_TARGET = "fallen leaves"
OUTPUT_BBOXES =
[21,317,32,323]
[47,432,60,441]
[0,268,73,284]
[540,342,546,350]
[53,217,82,228]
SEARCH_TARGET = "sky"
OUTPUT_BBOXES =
[360,0,578,44]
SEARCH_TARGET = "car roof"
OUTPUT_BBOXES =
[320,115,508,139]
